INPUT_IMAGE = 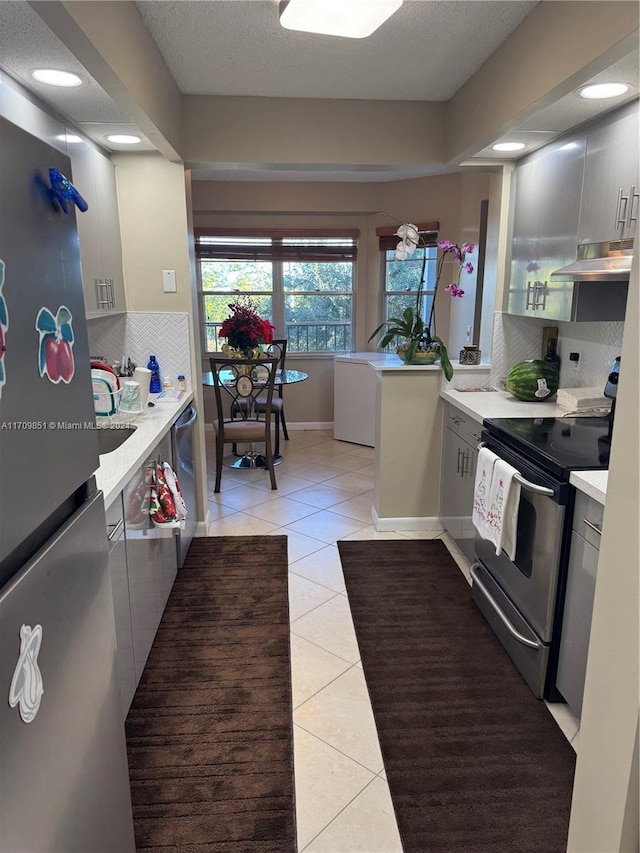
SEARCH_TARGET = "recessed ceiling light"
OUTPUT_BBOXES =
[279,0,403,38]
[579,82,629,100]
[492,142,526,152]
[106,134,141,145]
[32,69,82,87]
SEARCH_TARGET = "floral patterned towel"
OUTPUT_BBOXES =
[486,459,521,560]
[472,448,497,540]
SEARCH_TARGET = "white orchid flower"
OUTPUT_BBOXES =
[395,242,410,261]
[395,223,420,245]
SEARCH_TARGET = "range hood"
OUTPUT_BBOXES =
[550,239,634,281]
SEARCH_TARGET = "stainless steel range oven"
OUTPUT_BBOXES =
[470,414,612,700]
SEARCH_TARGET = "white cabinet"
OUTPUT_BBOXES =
[556,490,603,718]
[68,136,126,317]
[440,403,482,560]
[123,432,178,684]
[579,102,639,245]
[106,494,136,720]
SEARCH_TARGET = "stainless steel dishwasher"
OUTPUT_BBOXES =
[171,404,198,567]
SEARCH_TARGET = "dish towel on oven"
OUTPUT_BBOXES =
[486,459,521,560]
[472,447,498,540]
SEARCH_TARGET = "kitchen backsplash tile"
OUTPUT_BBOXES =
[490,312,624,391]
[87,312,191,387]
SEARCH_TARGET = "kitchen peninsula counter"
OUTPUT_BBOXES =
[95,393,193,509]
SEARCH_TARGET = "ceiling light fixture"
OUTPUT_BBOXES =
[106,134,141,145]
[578,82,629,100]
[32,69,82,87]
[279,0,403,39]
[492,142,526,152]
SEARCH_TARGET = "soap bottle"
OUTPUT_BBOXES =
[177,374,187,393]
[147,355,162,393]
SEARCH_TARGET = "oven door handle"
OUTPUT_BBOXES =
[477,442,555,496]
[470,563,541,650]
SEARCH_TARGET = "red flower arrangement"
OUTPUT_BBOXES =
[219,297,275,355]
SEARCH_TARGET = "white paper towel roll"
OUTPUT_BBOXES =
[133,367,151,409]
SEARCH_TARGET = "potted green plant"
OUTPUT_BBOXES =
[368,223,475,382]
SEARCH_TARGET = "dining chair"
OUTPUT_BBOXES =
[209,355,279,492]
[256,339,289,456]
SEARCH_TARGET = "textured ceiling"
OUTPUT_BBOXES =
[136,0,538,101]
[0,0,637,177]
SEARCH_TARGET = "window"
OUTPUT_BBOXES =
[196,231,356,354]
[376,222,439,349]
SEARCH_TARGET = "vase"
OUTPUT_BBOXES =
[396,341,440,365]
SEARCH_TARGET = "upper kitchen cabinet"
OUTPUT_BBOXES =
[507,102,637,323]
[69,136,126,318]
[508,135,585,321]
[578,101,639,245]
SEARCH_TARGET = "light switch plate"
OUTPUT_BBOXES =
[162,269,177,292]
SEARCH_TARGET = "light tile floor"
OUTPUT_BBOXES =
[205,429,579,852]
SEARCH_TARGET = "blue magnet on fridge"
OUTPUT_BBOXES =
[48,168,88,214]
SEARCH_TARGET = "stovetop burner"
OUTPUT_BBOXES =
[483,415,611,479]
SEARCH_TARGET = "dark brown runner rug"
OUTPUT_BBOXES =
[125,536,296,853]
[338,539,576,853]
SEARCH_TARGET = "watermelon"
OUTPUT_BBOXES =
[505,360,559,402]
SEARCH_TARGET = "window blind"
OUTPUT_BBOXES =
[195,229,358,263]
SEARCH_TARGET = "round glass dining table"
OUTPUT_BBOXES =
[202,368,308,466]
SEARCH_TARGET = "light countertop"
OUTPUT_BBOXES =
[569,471,608,504]
[442,389,609,502]
[95,393,193,509]
[440,388,568,423]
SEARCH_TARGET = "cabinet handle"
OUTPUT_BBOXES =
[107,517,124,541]
[583,518,602,536]
[525,281,536,310]
[95,278,115,310]
[615,187,629,229]
[463,451,475,477]
[628,185,639,230]
[449,415,463,425]
[526,281,547,312]
[456,447,463,475]
[534,281,547,311]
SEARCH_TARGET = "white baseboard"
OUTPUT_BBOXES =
[289,422,333,431]
[195,518,209,536]
[372,506,444,533]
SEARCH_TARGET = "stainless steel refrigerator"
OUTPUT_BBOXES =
[0,117,135,851]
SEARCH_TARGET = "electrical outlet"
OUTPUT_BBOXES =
[569,351,580,371]
[465,325,471,342]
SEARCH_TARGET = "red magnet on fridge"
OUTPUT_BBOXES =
[35,305,75,384]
